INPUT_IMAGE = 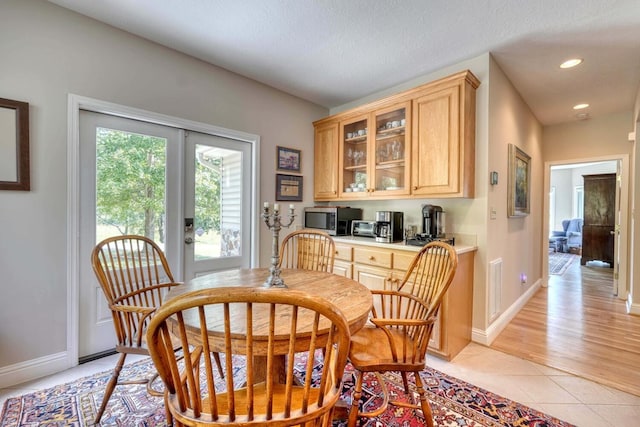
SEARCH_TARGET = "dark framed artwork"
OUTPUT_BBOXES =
[276,146,301,172]
[275,173,303,201]
[0,97,30,191]
[507,143,531,217]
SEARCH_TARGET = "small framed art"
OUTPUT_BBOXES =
[507,143,531,217]
[275,174,303,202]
[276,146,301,172]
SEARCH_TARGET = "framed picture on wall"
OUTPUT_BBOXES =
[507,143,531,217]
[275,173,303,201]
[276,146,301,172]
[0,97,30,191]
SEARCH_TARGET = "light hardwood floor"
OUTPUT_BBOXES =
[491,254,640,397]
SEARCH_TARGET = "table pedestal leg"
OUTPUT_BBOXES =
[253,355,286,384]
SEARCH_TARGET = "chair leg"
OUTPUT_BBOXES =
[163,392,173,426]
[400,371,410,393]
[95,352,127,424]
[414,371,434,427]
[347,371,364,427]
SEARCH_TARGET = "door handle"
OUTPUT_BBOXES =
[185,218,194,244]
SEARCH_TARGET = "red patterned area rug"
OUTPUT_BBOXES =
[1,355,574,427]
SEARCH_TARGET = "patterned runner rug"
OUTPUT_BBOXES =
[1,355,575,427]
[549,252,577,275]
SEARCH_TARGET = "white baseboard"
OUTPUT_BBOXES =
[627,294,640,315]
[472,278,542,346]
[0,352,70,389]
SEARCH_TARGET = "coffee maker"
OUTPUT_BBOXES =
[374,211,404,243]
[422,204,445,238]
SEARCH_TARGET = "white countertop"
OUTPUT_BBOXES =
[332,235,477,255]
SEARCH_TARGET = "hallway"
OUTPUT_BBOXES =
[491,257,640,397]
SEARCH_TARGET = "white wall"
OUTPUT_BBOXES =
[484,56,543,340]
[550,169,574,230]
[0,0,327,376]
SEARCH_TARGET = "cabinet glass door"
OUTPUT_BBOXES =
[374,105,408,193]
[341,117,369,196]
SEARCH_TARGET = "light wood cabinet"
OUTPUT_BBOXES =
[313,70,479,201]
[338,113,371,198]
[412,75,476,197]
[313,121,339,200]
[338,240,475,360]
[335,102,411,199]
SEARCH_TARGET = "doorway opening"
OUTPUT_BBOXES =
[546,156,629,300]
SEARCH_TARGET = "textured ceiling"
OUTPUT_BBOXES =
[48,0,640,126]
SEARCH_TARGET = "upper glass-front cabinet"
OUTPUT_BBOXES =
[373,103,409,195]
[341,115,369,197]
[339,103,410,198]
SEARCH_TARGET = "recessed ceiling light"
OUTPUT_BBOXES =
[573,103,589,110]
[560,58,583,69]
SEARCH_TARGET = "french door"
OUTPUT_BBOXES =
[183,131,252,278]
[78,111,253,359]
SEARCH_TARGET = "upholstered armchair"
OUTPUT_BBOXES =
[549,218,583,252]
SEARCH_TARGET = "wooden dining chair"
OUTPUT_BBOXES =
[91,234,223,424]
[346,241,458,427]
[146,286,351,427]
[278,229,336,273]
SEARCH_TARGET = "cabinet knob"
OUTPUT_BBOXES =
[369,256,375,260]
[413,186,418,190]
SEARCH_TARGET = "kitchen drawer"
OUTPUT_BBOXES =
[353,247,392,269]
[392,250,415,271]
[334,243,353,262]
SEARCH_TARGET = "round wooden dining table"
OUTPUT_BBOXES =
[164,268,373,381]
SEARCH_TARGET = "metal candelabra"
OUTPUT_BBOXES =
[262,203,295,288]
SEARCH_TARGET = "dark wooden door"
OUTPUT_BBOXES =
[581,173,615,266]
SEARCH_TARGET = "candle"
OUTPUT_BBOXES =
[264,202,269,209]
[273,203,280,211]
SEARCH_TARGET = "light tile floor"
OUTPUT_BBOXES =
[2,343,640,426]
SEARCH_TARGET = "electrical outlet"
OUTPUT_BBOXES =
[490,207,497,220]
[520,273,527,285]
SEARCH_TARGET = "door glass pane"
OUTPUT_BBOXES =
[194,144,243,260]
[95,127,167,246]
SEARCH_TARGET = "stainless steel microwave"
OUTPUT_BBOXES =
[303,207,362,236]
